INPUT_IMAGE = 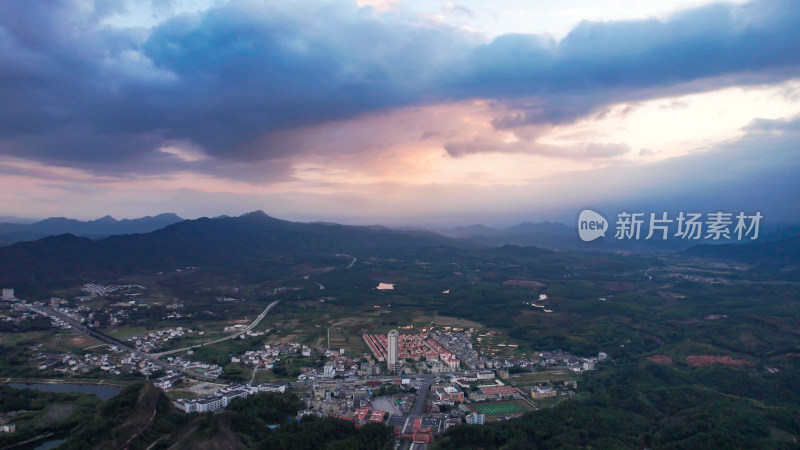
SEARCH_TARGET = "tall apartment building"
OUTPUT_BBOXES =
[387,329,399,371]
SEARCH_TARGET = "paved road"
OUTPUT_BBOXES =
[303,253,353,287]
[399,373,444,437]
[25,304,217,381]
[153,300,280,356]
[250,367,259,384]
[410,380,431,416]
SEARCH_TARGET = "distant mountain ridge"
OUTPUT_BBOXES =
[0,211,464,283]
[436,220,792,253]
[684,235,800,265]
[0,213,183,246]
[439,221,574,247]
[0,216,38,224]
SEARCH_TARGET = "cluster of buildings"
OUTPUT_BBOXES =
[363,330,460,373]
[30,302,120,329]
[34,350,162,376]
[33,348,224,379]
[539,350,607,372]
[5,293,176,333]
[433,329,608,373]
[7,303,74,329]
[162,355,223,378]
[2,283,608,445]
[231,342,386,381]
[309,381,373,416]
[173,383,287,413]
[231,342,383,383]
[304,379,411,418]
[467,350,606,373]
[160,341,587,444]
[1,308,69,329]
[364,329,607,377]
[451,371,520,401]
[232,342,312,369]
[128,327,190,352]
[404,416,457,445]
[431,331,482,369]
[340,408,387,427]
[296,369,543,445]
[430,383,465,407]
[81,283,145,297]
[319,352,376,380]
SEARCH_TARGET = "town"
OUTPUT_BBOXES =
[0,287,607,447]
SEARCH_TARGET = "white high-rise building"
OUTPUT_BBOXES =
[1,289,13,300]
[387,330,399,371]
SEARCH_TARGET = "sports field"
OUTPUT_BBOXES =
[467,400,535,417]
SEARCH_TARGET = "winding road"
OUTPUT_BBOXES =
[153,300,280,357]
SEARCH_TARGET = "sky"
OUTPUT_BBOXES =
[1,0,799,226]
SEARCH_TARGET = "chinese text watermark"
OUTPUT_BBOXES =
[578,210,762,242]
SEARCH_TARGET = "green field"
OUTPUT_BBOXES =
[107,326,149,339]
[508,370,575,385]
[467,400,535,417]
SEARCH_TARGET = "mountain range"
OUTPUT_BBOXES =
[0,216,38,224]
[439,221,718,252]
[1,210,798,284]
[0,211,461,283]
[439,221,577,248]
[0,213,184,246]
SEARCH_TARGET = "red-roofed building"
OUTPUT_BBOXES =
[362,332,460,369]
[479,384,517,398]
[413,431,433,444]
[369,410,386,422]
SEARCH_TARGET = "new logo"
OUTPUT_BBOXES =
[578,209,608,242]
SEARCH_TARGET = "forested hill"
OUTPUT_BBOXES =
[59,384,393,449]
[0,211,465,283]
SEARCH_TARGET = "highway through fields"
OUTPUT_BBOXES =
[25,299,280,380]
[24,303,218,381]
[153,300,280,356]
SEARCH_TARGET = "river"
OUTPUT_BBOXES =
[3,382,124,449]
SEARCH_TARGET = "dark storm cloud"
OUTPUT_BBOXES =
[454,0,800,128]
[0,0,799,174]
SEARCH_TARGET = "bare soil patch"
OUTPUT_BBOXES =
[686,355,753,367]
[647,355,675,365]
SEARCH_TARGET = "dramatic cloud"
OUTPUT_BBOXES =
[444,137,631,159]
[1,0,800,223]
[1,0,799,174]
[2,114,797,224]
